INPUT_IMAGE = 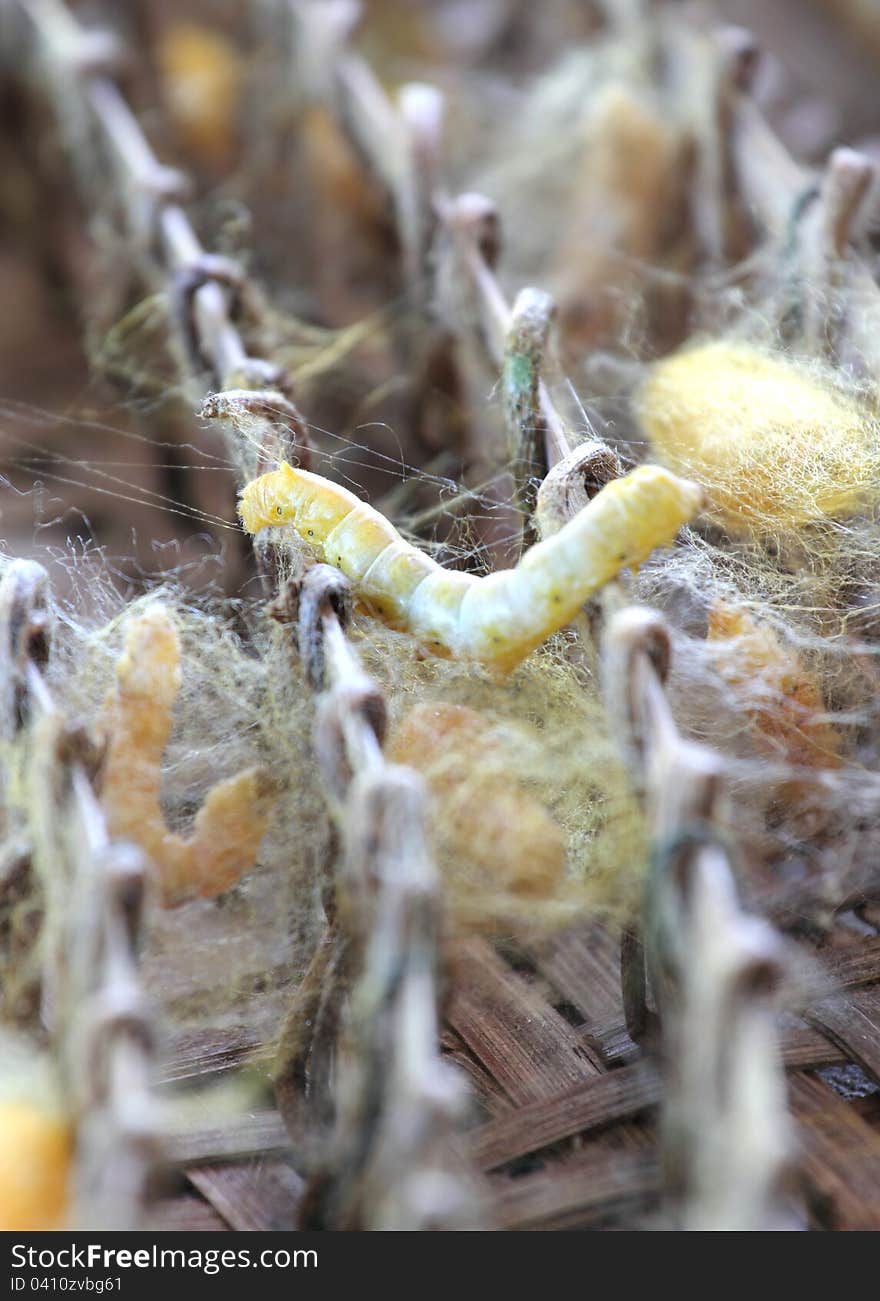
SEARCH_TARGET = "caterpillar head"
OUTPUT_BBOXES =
[238,462,301,534]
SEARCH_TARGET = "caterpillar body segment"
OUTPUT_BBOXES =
[454,466,705,663]
[239,461,704,666]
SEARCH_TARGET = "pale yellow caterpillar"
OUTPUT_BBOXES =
[239,461,704,668]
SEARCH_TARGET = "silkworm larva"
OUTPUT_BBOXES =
[240,461,704,667]
[100,605,277,905]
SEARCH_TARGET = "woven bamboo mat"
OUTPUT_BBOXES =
[147,919,880,1231]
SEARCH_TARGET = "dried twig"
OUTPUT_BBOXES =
[534,439,624,541]
[17,0,310,494]
[433,192,571,470]
[716,23,880,368]
[603,607,801,1231]
[269,0,444,296]
[0,560,50,1021]
[683,25,761,265]
[270,566,477,1230]
[502,288,557,547]
[801,147,876,354]
[726,59,810,243]
[0,560,160,1229]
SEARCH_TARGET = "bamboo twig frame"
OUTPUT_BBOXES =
[271,566,479,1230]
[0,560,160,1230]
[270,0,445,297]
[603,607,802,1231]
[433,192,572,471]
[18,0,309,496]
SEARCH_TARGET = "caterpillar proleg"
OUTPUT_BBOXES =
[239,461,704,667]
